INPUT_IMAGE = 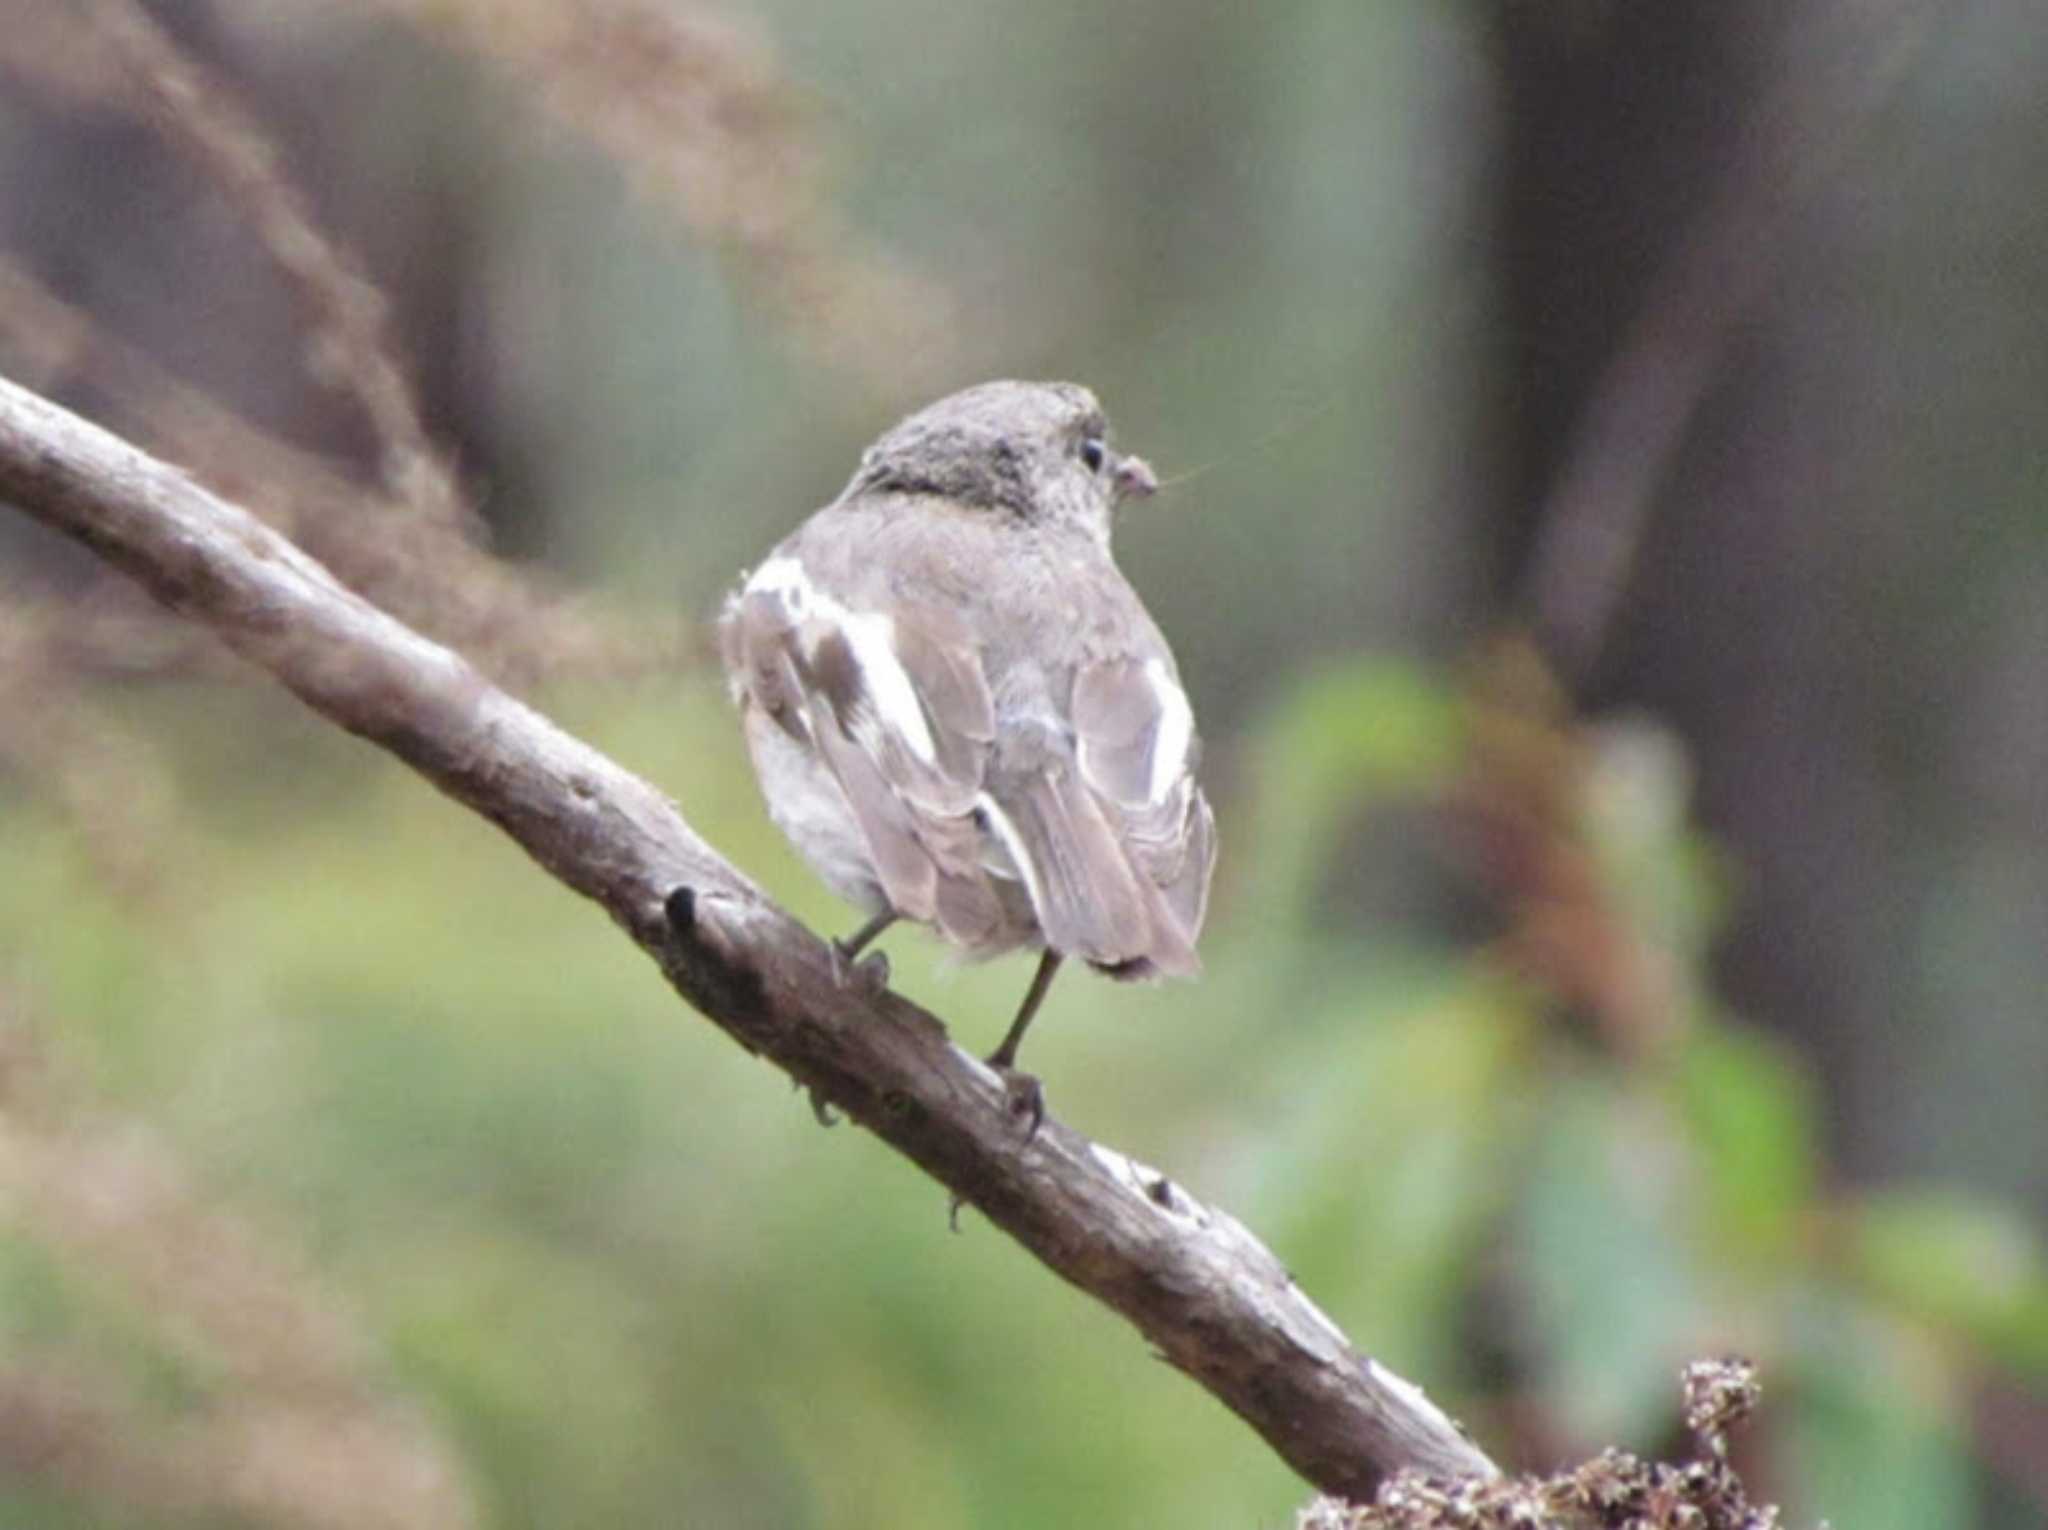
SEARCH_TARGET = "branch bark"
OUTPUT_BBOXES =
[0,373,1499,1500]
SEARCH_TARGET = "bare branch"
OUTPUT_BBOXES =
[0,373,1498,1500]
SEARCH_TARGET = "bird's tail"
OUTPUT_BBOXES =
[1005,769,1201,980]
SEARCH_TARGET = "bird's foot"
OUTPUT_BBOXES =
[829,938,890,994]
[985,1058,1045,1140]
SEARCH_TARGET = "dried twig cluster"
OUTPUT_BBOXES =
[1301,1359,1784,1530]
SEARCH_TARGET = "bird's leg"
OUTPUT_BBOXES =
[986,950,1062,1134]
[987,950,1062,1069]
[831,909,897,992]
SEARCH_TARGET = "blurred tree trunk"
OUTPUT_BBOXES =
[1484,2,1898,1167]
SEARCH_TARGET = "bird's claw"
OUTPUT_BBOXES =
[989,1064,1045,1140]
[829,940,890,994]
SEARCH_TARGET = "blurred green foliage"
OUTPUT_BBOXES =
[2,656,2042,1527]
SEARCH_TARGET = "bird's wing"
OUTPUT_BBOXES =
[970,648,1214,976]
[1062,653,1216,974]
[723,559,1007,944]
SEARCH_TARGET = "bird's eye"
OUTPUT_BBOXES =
[1079,436,1107,473]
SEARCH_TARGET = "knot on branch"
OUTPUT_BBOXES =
[661,884,768,1041]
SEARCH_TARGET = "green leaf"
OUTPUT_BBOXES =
[1243,658,1462,936]
[1255,976,1528,1379]
[1578,718,1732,975]
[1848,1187,2048,1374]
[1788,1297,1980,1530]
[1675,1021,1820,1262]
[1513,1072,1703,1444]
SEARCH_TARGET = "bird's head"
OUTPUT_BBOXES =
[849,380,1157,539]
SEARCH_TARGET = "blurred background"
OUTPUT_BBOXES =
[2,1,2045,1526]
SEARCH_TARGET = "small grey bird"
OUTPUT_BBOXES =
[719,380,1215,1074]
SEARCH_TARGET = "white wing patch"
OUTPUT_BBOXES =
[747,555,812,615]
[745,556,937,764]
[840,612,937,763]
[1144,658,1194,804]
[974,790,1046,912]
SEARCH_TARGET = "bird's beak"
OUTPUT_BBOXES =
[1113,453,1158,503]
